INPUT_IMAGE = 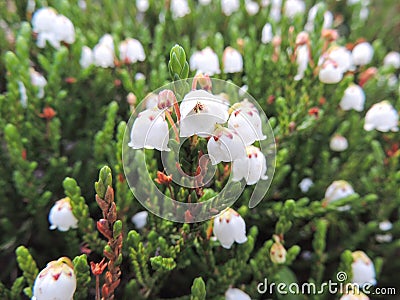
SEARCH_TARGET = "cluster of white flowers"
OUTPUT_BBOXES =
[80,34,146,69]
[32,8,75,49]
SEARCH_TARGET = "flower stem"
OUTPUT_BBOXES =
[165,110,180,143]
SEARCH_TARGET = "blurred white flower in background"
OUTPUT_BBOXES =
[32,8,75,49]
[294,45,309,81]
[119,38,146,64]
[213,208,247,249]
[30,68,47,99]
[351,251,376,286]
[48,198,78,232]
[136,0,149,13]
[171,0,191,19]
[199,0,212,5]
[340,84,365,112]
[261,23,273,44]
[80,46,93,69]
[299,178,313,193]
[93,34,115,68]
[131,211,149,229]
[245,0,259,15]
[375,220,393,243]
[352,42,374,66]
[225,288,251,300]
[330,134,348,152]
[383,51,400,69]
[269,0,282,22]
[18,81,27,108]
[32,257,76,300]
[232,146,268,185]
[284,0,305,19]
[364,101,399,132]
[222,47,243,73]
[221,0,240,16]
[325,180,355,206]
[190,47,220,75]
[305,4,333,32]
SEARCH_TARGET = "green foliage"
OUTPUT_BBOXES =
[191,277,206,300]
[15,246,38,298]
[72,254,91,300]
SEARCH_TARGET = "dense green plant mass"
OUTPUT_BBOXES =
[0,0,399,299]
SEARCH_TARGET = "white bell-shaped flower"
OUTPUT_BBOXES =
[325,180,355,203]
[319,61,343,84]
[136,0,149,13]
[207,126,246,165]
[222,47,243,73]
[364,101,399,132]
[131,211,148,229]
[119,38,146,64]
[32,257,76,300]
[383,51,400,69]
[179,90,228,137]
[228,99,266,145]
[232,146,268,185]
[325,46,353,73]
[189,47,221,75]
[221,0,240,16]
[245,0,259,15]
[92,35,115,68]
[352,42,374,66]
[375,220,393,243]
[261,23,273,44]
[225,288,251,300]
[283,0,305,19]
[171,0,191,19]
[330,134,348,152]
[299,177,313,192]
[32,7,58,48]
[294,45,309,81]
[48,198,78,232]
[213,208,247,249]
[351,251,376,286]
[53,15,75,46]
[30,68,47,99]
[80,46,93,69]
[128,108,170,151]
[340,84,365,112]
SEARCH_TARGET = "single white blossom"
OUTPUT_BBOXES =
[221,0,240,16]
[245,0,259,15]
[189,47,220,75]
[179,90,228,137]
[222,47,243,73]
[228,99,266,145]
[283,0,305,19]
[325,180,355,203]
[232,146,268,185]
[171,0,191,19]
[319,61,343,84]
[208,126,246,165]
[213,208,247,249]
[325,46,353,73]
[364,101,398,132]
[352,42,374,66]
[261,23,273,44]
[330,134,348,152]
[80,46,93,69]
[135,72,146,81]
[340,84,365,112]
[48,198,78,232]
[351,251,376,286]
[131,211,148,229]
[299,178,313,192]
[225,288,251,300]
[383,51,400,69]
[294,45,309,81]
[119,38,146,64]
[93,34,115,68]
[30,68,47,99]
[128,108,170,151]
[32,257,76,300]
[53,15,75,45]
[136,0,149,13]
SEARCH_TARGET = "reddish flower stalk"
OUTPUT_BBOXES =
[91,259,107,300]
[95,186,122,300]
